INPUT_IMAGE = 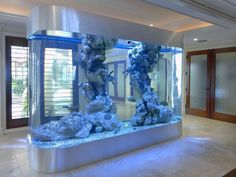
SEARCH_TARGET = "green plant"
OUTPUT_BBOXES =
[23,93,29,116]
[12,79,25,96]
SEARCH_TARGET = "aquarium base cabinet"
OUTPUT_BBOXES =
[28,119,182,173]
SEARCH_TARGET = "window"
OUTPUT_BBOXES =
[6,36,29,128]
[33,40,80,124]
[44,48,74,116]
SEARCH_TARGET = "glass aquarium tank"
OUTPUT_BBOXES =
[28,32,182,143]
[27,30,182,173]
[26,4,185,173]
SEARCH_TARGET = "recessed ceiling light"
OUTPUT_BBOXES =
[149,24,154,27]
[193,38,198,41]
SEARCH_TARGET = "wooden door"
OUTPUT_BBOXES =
[212,47,236,123]
[186,48,236,123]
[6,36,29,128]
[186,50,212,118]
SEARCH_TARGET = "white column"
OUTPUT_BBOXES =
[0,24,4,135]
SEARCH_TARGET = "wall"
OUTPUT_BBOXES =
[0,21,26,134]
[0,25,3,135]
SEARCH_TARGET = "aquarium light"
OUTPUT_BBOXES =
[193,38,198,41]
[46,30,73,38]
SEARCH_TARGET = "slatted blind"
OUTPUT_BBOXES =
[11,46,29,119]
[44,48,73,116]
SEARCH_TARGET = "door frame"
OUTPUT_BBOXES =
[5,36,28,129]
[211,47,236,123]
[186,50,212,118]
[186,47,236,123]
[107,60,126,102]
[39,39,79,124]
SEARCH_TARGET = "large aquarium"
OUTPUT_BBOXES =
[28,31,182,147]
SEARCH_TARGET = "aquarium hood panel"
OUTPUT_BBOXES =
[27,5,183,47]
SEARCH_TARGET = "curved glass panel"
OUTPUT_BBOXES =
[28,33,182,145]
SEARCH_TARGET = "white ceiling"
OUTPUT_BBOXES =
[146,0,236,29]
[184,25,236,49]
[144,0,236,47]
[0,0,212,32]
[1,0,236,47]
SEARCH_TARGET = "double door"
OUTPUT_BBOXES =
[186,47,236,123]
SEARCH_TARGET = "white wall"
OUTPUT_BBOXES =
[0,25,3,135]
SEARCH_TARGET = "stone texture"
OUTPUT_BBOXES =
[75,122,92,139]
[85,96,116,114]
[87,112,121,132]
[31,112,87,141]
[32,110,122,141]
[79,34,117,102]
[125,43,173,126]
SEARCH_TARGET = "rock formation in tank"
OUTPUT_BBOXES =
[31,34,121,141]
[79,34,121,133]
[125,43,173,126]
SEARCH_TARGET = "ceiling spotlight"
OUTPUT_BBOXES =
[149,24,154,27]
[193,38,198,41]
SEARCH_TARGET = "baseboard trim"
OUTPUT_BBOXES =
[0,128,3,136]
[3,126,28,134]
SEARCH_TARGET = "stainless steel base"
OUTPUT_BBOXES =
[28,119,182,173]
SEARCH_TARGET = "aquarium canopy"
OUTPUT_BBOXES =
[27,5,183,48]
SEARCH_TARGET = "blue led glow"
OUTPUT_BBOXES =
[28,34,82,43]
[28,34,182,52]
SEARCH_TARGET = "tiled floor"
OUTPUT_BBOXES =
[0,115,235,177]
